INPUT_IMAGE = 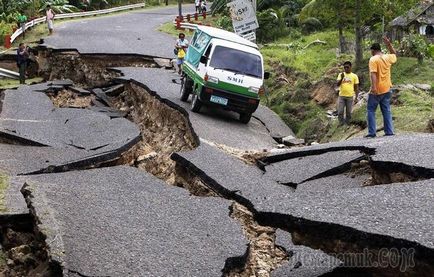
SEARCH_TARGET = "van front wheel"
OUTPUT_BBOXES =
[239,112,252,124]
[180,76,193,102]
[191,94,202,112]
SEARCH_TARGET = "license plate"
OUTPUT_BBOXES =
[210,95,228,106]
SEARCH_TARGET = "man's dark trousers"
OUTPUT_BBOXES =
[19,62,26,84]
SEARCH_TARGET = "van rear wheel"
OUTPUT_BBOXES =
[180,76,193,102]
[239,112,252,124]
[191,94,202,112]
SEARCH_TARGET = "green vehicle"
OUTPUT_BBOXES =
[180,26,269,123]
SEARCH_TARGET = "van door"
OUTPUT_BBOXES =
[198,44,212,77]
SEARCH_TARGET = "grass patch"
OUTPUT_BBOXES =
[392,57,434,87]
[262,29,434,142]
[0,77,44,89]
[323,89,434,141]
[393,90,434,133]
[0,173,9,213]
[351,90,433,133]
[261,30,354,80]
[158,15,220,38]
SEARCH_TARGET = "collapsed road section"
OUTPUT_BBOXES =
[171,134,434,276]
[0,48,294,276]
[1,48,433,276]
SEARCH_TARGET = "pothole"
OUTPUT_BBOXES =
[46,89,94,108]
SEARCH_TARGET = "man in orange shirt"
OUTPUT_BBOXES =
[366,37,397,138]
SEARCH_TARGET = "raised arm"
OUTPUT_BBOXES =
[383,37,396,55]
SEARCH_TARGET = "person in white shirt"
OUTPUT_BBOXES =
[200,0,207,13]
[46,5,55,35]
[175,33,189,75]
[195,0,201,13]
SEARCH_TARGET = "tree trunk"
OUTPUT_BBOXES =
[337,7,346,54]
[354,0,363,70]
[338,25,346,54]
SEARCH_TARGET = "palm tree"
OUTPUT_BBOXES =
[39,0,80,13]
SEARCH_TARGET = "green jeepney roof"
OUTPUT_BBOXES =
[194,25,258,50]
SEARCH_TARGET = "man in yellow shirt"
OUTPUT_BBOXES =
[367,37,397,138]
[336,61,359,125]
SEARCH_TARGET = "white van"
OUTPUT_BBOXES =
[180,26,268,123]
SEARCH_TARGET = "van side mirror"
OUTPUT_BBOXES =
[200,56,208,64]
[264,72,270,80]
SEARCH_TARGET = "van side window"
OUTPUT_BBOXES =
[193,32,211,52]
[190,31,199,46]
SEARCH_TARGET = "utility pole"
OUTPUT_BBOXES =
[178,0,182,19]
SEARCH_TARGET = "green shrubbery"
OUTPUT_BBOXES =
[215,15,233,32]
[428,44,434,59]
[256,9,290,42]
[0,22,15,44]
[300,17,322,34]
[400,32,430,63]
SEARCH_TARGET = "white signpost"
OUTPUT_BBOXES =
[241,31,256,42]
[227,0,259,35]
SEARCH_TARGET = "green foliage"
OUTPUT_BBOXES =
[299,0,353,28]
[0,21,14,42]
[428,44,434,59]
[39,0,81,13]
[256,8,290,42]
[262,30,343,79]
[300,17,321,34]
[392,57,434,87]
[215,15,233,31]
[400,32,429,63]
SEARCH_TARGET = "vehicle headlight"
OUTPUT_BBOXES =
[205,74,219,84]
[248,86,260,93]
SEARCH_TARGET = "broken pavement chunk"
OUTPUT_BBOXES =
[21,166,248,276]
[69,86,91,96]
[282,135,305,146]
[171,142,293,210]
[272,229,342,277]
[263,150,365,184]
[0,85,140,152]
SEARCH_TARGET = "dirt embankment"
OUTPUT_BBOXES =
[113,82,199,183]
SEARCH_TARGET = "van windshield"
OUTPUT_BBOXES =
[209,46,262,78]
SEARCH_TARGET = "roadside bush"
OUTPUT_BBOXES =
[400,32,429,63]
[215,15,233,32]
[300,17,322,34]
[256,8,290,43]
[428,44,434,59]
[0,22,14,43]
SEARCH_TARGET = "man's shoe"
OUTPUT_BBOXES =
[384,133,395,136]
[364,134,376,138]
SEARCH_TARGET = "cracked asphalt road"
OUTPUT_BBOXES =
[43,5,195,58]
[1,4,433,276]
[41,5,293,150]
[117,67,293,150]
